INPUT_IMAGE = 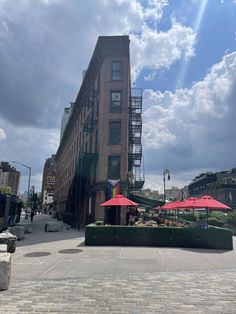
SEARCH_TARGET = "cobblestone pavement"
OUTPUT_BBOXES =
[1,270,236,313]
[1,214,236,313]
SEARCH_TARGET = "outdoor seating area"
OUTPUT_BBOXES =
[85,194,234,250]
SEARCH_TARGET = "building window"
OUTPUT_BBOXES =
[111,61,122,81]
[109,121,121,145]
[111,91,122,112]
[108,156,120,179]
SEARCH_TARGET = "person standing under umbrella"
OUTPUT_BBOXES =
[125,208,131,225]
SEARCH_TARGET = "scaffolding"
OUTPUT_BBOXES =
[128,88,145,191]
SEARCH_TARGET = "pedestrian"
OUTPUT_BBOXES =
[30,210,35,222]
[125,208,131,225]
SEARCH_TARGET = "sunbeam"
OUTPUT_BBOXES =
[177,0,209,88]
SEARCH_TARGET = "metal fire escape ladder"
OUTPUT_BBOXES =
[128,89,145,191]
[66,89,98,227]
[83,89,99,134]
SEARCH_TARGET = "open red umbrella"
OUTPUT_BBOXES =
[100,194,138,207]
[100,194,138,225]
[190,195,231,210]
[160,201,183,210]
[189,195,231,228]
[159,201,184,221]
[175,198,197,209]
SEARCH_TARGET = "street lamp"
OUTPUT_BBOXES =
[12,161,31,209]
[163,169,170,202]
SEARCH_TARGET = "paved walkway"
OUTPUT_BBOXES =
[0,214,236,313]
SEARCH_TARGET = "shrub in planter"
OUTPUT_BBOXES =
[208,217,224,227]
[197,212,206,220]
[178,212,196,222]
[209,211,227,223]
[85,224,233,250]
[94,221,104,226]
[226,212,236,226]
[85,224,115,245]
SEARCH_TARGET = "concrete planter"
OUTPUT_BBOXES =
[0,253,11,291]
[0,232,17,253]
[0,244,7,253]
[16,222,32,233]
[85,225,233,250]
[9,226,25,240]
[45,221,62,232]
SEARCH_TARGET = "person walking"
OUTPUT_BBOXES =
[30,210,35,222]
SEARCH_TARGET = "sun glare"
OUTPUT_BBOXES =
[177,0,208,88]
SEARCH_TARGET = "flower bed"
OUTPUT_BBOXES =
[85,224,233,250]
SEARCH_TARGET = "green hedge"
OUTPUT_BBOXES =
[208,218,225,227]
[227,212,236,226]
[85,224,233,250]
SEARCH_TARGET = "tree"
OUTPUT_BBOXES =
[0,186,12,194]
[30,193,42,212]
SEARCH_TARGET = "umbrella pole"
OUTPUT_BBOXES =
[206,208,208,228]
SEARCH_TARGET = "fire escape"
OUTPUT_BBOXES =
[66,89,98,227]
[82,89,99,136]
[128,88,145,192]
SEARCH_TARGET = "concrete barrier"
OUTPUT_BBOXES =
[0,253,11,291]
[16,222,32,233]
[45,221,62,232]
[0,232,17,253]
[0,244,7,253]
[9,226,25,240]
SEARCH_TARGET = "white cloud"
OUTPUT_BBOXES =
[144,0,168,21]
[44,131,60,151]
[0,0,195,127]
[142,51,236,189]
[130,19,196,81]
[0,128,6,140]
[0,0,198,193]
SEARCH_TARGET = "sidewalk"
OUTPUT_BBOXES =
[0,214,236,313]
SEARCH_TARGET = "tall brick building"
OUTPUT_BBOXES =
[41,155,56,210]
[54,35,144,227]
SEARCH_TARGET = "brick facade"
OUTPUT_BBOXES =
[54,36,131,227]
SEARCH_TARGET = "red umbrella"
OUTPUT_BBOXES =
[160,201,183,210]
[175,198,198,209]
[160,201,184,221]
[190,195,231,210]
[100,194,138,207]
[189,195,231,228]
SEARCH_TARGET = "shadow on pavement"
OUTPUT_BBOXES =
[15,214,84,248]
[180,247,231,254]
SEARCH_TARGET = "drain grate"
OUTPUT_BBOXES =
[24,252,51,257]
[58,249,83,254]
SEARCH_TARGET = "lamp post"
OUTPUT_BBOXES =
[163,169,170,202]
[12,161,31,209]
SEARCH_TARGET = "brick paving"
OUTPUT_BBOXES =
[0,214,236,313]
[1,270,236,313]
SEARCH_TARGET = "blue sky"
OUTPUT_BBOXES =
[0,0,236,194]
[138,0,236,91]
